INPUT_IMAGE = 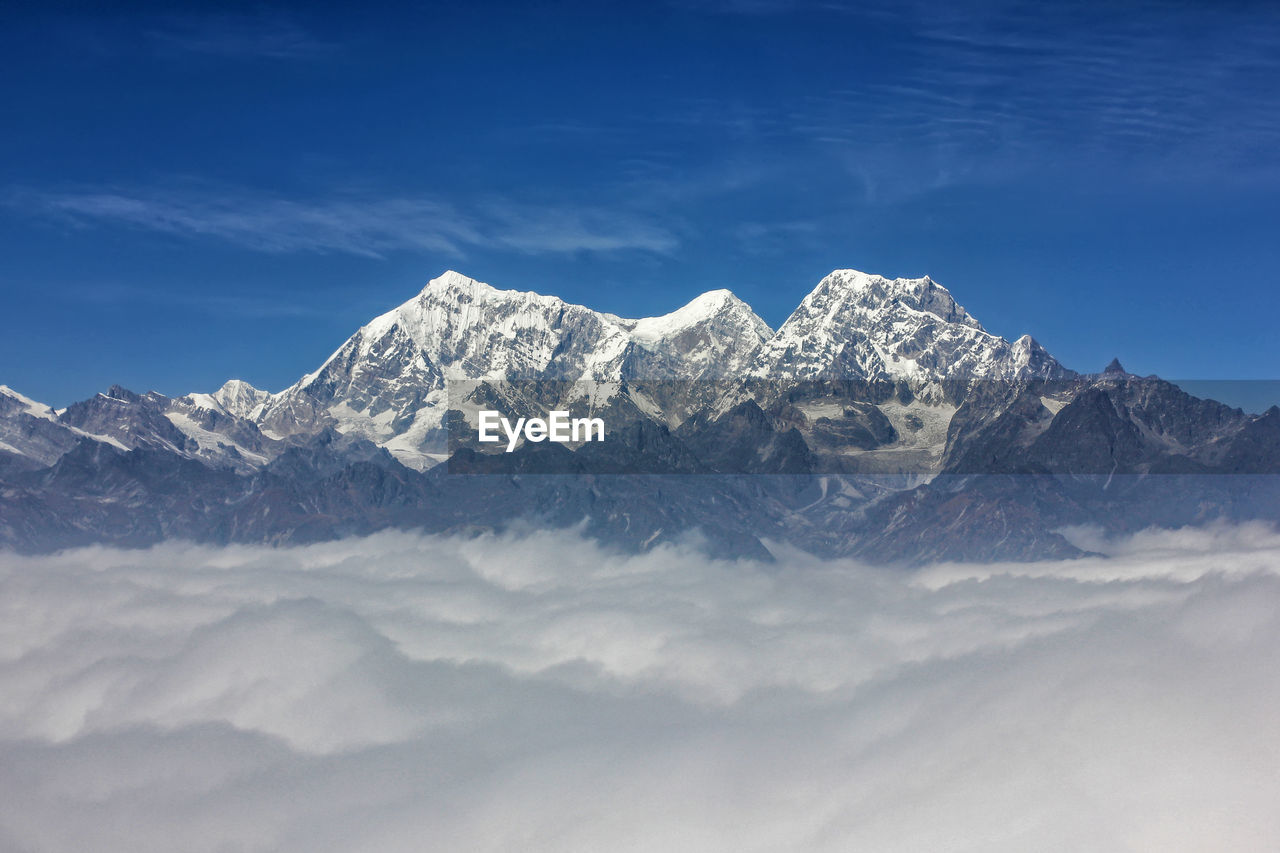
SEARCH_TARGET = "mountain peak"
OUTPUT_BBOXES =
[426,269,487,291]
[629,288,769,346]
[826,268,909,289]
[813,269,980,330]
[413,270,576,316]
[1104,358,1126,375]
[824,268,935,290]
[419,269,512,302]
[0,384,33,405]
[217,378,256,394]
[211,379,270,417]
[0,384,56,421]
[104,384,141,402]
[750,268,1064,383]
[685,287,738,309]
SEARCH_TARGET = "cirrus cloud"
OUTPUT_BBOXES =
[10,186,681,259]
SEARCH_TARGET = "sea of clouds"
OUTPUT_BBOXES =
[1,522,1278,852]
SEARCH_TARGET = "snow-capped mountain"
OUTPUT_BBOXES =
[52,385,278,473]
[0,385,86,468]
[0,268,1078,472]
[187,379,272,421]
[6,265,1278,563]
[253,270,773,468]
[237,268,1069,469]
[749,269,1066,386]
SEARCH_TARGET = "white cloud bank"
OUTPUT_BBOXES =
[1,523,1279,852]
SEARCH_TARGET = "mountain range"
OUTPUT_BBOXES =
[3,269,1278,562]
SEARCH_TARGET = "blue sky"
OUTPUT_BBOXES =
[2,0,1279,406]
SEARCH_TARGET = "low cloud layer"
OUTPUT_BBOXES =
[2,523,1278,851]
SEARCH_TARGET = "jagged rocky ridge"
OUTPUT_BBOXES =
[2,269,1278,562]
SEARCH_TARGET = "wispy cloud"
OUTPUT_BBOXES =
[10,186,680,259]
[670,0,865,15]
[671,0,1280,191]
[146,14,337,61]
[61,282,334,320]
[828,1,1280,184]
[483,205,680,254]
